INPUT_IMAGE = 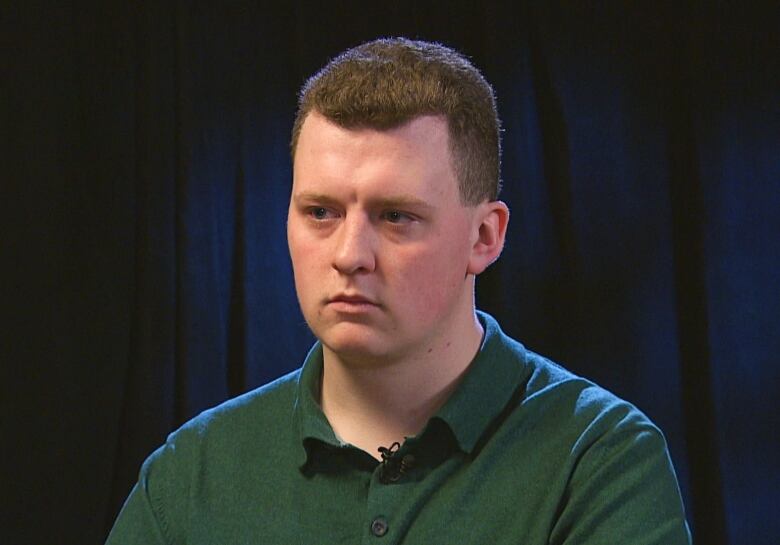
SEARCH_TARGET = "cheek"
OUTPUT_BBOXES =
[289,221,326,266]
[398,239,469,316]
[289,236,326,302]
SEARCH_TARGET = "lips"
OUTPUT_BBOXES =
[328,293,379,305]
[325,292,382,315]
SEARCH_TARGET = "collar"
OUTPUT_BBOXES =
[432,311,530,453]
[292,311,531,468]
[292,342,337,469]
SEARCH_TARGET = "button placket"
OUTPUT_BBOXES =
[364,455,404,544]
[364,442,427,544]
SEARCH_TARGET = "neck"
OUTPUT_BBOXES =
[319,308,484,460]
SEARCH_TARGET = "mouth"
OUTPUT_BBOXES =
[327,293,380,311]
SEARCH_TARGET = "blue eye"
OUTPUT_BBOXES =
[383,210,413,224]
[308,207,336,220]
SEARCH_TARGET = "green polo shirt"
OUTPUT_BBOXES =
[107,312,691,544]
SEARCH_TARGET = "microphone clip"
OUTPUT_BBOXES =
[378,442,415,483]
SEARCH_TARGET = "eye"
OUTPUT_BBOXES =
[307,206,338,221]
[382,210,414,224]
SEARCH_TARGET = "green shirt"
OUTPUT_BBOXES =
[107,312,691,544]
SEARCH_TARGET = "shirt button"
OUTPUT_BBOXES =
[370,517,389,537]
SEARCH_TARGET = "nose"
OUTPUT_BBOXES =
[332,213,376,275]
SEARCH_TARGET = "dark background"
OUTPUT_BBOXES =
[2,2,778,544]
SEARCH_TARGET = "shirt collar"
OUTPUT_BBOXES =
[432,311,531,454]
[292,311,531,468]
[292,342,338,469]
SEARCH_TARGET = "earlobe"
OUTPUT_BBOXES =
[467,201,510,275]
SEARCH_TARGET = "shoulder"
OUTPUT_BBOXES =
[482,312,646,426]
[140,368,303,482]
[479,312,660,447]
[112,370,306,543]
[485,332,670,474]
[166,368,302,453]
[492,344,690,541]
[179,368,301,431]
[135,369,303,527]
[513,354,691,543]
[519,348,658,436]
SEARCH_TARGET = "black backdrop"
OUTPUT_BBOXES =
[2,3,778,544]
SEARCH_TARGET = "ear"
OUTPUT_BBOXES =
[467,200,510,275]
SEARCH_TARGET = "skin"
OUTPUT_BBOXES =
[288,112,509,458]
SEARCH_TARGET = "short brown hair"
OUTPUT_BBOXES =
[291,38,502,205]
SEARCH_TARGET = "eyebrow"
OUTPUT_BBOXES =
[292,191,436,212]
[292,192,340,207]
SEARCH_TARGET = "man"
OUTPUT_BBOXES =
[108,38,691,544]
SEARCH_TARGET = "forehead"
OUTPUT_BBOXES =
[292,112,459,202]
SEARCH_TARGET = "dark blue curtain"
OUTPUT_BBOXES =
[2,2,777,544]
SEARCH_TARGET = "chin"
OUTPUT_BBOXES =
[317,324,400,366]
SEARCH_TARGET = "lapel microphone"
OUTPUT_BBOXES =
[378,442,416,483]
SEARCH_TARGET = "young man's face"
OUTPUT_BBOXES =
[288,112,481,364]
